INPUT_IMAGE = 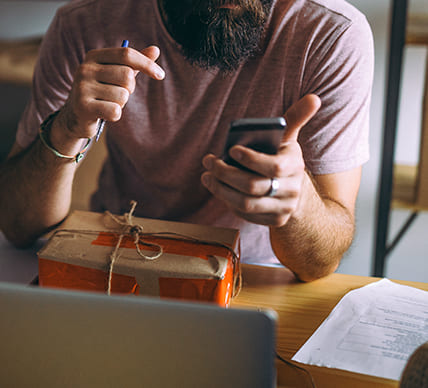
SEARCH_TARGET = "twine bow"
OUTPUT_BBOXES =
[105,200,163,295]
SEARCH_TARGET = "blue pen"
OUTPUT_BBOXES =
[95,39,129,142]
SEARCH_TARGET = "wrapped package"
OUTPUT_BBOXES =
[38,208,240,307]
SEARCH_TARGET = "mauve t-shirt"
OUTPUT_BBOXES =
[16,0,374,264]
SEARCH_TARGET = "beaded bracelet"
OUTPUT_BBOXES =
[39,110,92,163]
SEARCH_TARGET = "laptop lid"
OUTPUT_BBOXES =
[0,282,277,388]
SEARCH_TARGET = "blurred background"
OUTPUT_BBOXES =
[0,0,427,282]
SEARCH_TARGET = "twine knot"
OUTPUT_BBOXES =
[130,225,144,235]
[105,200,163,295]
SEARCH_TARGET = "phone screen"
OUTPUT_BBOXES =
[223,117,287,169]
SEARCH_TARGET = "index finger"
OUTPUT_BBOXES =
[88,46,165,80]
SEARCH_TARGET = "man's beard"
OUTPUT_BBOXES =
[160,0,274,73]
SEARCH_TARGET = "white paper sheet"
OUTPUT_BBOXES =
[292,279,428,381]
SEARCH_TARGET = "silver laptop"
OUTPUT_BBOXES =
[0,282,277,387]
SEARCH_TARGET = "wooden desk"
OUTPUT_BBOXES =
[233,264,428,388]
[1,233,427,387]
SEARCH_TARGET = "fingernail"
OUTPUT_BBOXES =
[230,148,242,161]
[203,156,213,170]
[201,174,211,187]
[155,67,165,80]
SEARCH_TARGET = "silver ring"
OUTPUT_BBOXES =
[267,178,279,197]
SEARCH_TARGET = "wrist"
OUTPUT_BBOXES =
[51,109,88,154]
[39,110,92,163]
[290,171,319,221]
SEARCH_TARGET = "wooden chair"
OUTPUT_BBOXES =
[0,37,40,85]
[71,134,108,211]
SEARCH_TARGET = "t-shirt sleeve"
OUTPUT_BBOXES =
[298,12,374,175]
[16,8,79,149]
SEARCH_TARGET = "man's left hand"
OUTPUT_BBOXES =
[201,94,321,227]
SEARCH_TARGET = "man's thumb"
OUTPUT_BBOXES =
[283,94,321,142]
[141,45,161,61]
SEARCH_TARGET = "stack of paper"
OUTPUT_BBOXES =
[292,279,428,381]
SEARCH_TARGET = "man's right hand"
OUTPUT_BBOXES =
[1,45,165,247]
[51,45,165,154]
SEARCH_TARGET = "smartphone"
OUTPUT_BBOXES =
[223,117,287,169]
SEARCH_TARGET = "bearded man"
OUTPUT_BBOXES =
[0,0,374,281]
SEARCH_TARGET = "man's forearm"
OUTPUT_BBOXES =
[269,172,355,282]
[0,132,78,247]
